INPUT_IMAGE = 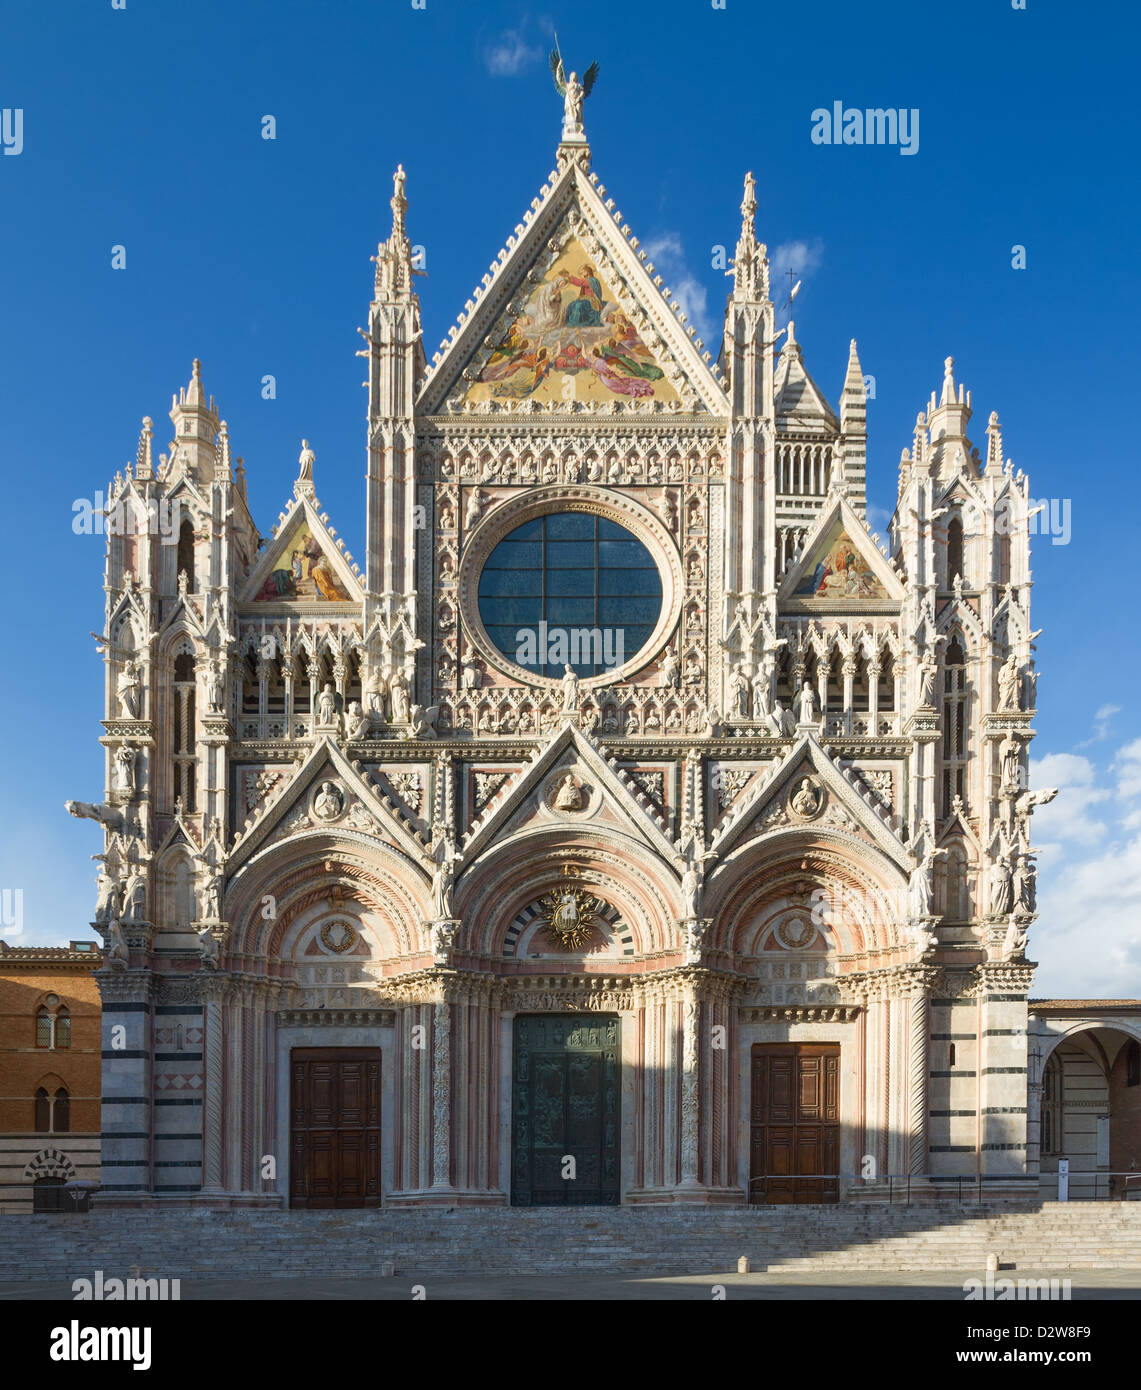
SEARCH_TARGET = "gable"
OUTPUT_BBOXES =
[461,723,676,865]
[709,732,911,872]
[779,497,904,606]
[240,503,360,607]
[420,162,726,417]
[460,230,681,408]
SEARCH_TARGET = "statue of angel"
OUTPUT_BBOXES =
[549,51,599,140]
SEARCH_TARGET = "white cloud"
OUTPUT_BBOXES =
[770,237,824,321]
[1114,738,1141,801]
[1027,752,1110,847]
[483,29,542,76]
[642,233,713,344]
[1076,702,1121,747]
[1030,735,1141,996]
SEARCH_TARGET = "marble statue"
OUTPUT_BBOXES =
[561,664,580,714]
[313,781,343,821]
[318,683,338,725]
[389,670,411,723]
[798,681,817,725]
[998,652,1020,711]
[553,774,584,811]
[117,658,142,719]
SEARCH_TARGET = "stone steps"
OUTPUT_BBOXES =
[5,1204,1141,1280]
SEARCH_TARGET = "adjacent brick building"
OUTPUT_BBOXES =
[0,941,101,1210]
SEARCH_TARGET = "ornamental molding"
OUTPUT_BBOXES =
[277,1008,396,1029]
[740,1005,861,1023]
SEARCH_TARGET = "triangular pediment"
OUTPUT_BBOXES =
[709,732,911,872]
[239,496,362,607]
[419,162,727,417]
[460,722,679,865]
[227,738,429,875]
[778,494,904,607]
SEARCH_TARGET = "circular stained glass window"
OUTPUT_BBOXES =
[477,513,663,678]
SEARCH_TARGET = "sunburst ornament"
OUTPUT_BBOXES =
[539,876,598,951]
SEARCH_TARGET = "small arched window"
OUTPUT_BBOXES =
[34,1087,51,1132]
[35,1001,68,1049]
[946,516,964,585]
[1127,1039,1140,1088]
[54,1088,69,1134]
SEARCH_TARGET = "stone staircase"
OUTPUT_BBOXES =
[4,1203,1141,1281]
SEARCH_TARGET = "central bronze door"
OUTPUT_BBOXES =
[511,1014,620,1206]
[750,1043,840,1204]
[290,1047,382,1208]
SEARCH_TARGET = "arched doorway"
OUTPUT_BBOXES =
[1038,1026,1141,1198]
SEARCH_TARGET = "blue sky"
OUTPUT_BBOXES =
[0,0,1137,995]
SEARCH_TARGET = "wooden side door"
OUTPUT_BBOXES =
[290,1048,382,1208]
[750,1043,840,1204]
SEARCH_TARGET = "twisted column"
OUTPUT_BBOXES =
[431,998,451,1188]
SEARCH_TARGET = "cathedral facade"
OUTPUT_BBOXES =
[79,104,1053,1209]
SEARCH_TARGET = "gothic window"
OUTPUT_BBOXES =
[941,635,968,815]
[936,840,971,920]
[776,647,794,704]
[998,531,1011,587]
[177,518,195,591]
[172,649,197,811]
[34,1086,68,1134]
[852,655,870,712]
[241,650,259,714]
[35,1002,68,1049]
[1127,1039,1140,1088]
[477,513,662,678]
[1041,1053,1063,1156]
[878,653,896,711]
[947,516,964,586]
[826,651,843,716]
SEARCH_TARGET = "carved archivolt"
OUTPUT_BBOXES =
[456,838,678,957]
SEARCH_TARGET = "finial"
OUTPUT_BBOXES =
[136,416,154,479]
[390,165,408,243]
[183,357,206,409]
[940,355,956,406]
[741,171,757,224]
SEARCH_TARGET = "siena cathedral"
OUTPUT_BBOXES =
[74,90,1063,1211]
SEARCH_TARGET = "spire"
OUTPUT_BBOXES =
[391,164,407,242]
[373,166,415,301]
[169,358,220,482]
[235,456,247,503]
[730,171,768,302]
[216,420,232,482]
[135,416,154,480]
[781,318,801,359]
[842,339,864,398]
[985,410,1004,476]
